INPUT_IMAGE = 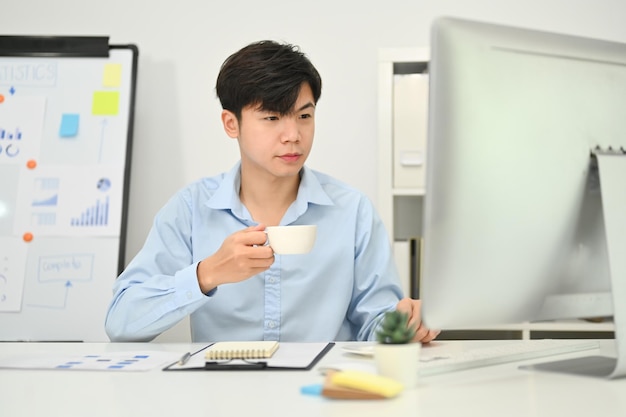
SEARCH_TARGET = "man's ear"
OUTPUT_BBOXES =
[221,110,239,138]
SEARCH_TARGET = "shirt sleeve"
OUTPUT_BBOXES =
[348,196,404,341]
[104,190,209,342]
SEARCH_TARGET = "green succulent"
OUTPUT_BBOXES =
[375,310,417,344]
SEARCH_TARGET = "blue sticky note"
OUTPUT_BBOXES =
[300,384,323,396]
[59,114,80,137]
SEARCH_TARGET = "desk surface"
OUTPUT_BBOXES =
[1,339,624,417]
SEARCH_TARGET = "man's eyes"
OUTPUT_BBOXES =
[263,113,312,121]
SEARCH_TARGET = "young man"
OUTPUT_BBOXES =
[105,40,439,343]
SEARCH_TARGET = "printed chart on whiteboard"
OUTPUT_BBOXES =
[0,38,137,341]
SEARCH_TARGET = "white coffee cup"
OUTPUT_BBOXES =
[265,225,317,255]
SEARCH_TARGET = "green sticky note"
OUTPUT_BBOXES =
[92,91,120,115]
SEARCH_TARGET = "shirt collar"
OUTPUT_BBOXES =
[205,162,334,223]
[205,162,242,211]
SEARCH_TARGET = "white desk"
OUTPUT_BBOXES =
[0,340,624,417]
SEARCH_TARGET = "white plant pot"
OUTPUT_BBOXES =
[374,342,421,389]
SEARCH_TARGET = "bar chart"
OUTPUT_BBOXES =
[70,196,109,227]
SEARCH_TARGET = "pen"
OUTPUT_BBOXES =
[178,352,191,366]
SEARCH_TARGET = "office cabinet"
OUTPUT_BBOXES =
[377,48,429,299]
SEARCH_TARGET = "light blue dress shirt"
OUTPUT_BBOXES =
[105,162,404,342]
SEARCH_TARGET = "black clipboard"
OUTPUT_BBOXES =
[163,342,335,371]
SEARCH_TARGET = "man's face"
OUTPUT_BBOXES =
[223,83,316,181]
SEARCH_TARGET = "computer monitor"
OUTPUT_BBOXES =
[421,17,626,378]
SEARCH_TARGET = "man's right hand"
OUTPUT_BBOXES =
[197,224,274,294]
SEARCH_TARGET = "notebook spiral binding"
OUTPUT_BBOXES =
[590,145,626,156]
[206,349,270,360]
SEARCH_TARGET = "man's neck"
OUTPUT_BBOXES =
[239,169,300,226]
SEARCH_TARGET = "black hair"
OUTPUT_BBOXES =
[215,40,322,120]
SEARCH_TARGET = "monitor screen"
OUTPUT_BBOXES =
[421,17,626,377]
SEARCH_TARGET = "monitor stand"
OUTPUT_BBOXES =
[522,151,626,379]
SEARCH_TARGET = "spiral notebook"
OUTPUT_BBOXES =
[205,341,279,360]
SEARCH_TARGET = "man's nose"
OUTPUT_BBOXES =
[280,117,300,143]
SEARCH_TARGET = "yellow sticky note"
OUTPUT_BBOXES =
[92,91,120,115]
[330,371,404,398]
[103,63,122,87]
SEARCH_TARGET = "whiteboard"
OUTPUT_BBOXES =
[0,38,137,341]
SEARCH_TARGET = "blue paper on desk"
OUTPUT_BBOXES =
[0,351,177,371]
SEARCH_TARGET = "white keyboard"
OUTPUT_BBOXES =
[419,339,600,377]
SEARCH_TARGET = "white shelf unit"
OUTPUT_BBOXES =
[377,47,428,234]
[377,48,615,340]
[377,47,429,299]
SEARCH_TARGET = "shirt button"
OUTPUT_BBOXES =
[268,321,275,328]
[268,277,275,283]
[186,291,193,299]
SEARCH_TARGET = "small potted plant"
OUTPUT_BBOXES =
[373,310,421,388]
[375,310,416,344]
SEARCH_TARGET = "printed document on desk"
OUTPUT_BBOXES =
[164,342,334,371]
[0,350,177,371]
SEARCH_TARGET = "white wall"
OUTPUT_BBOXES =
[3,0,625,341]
